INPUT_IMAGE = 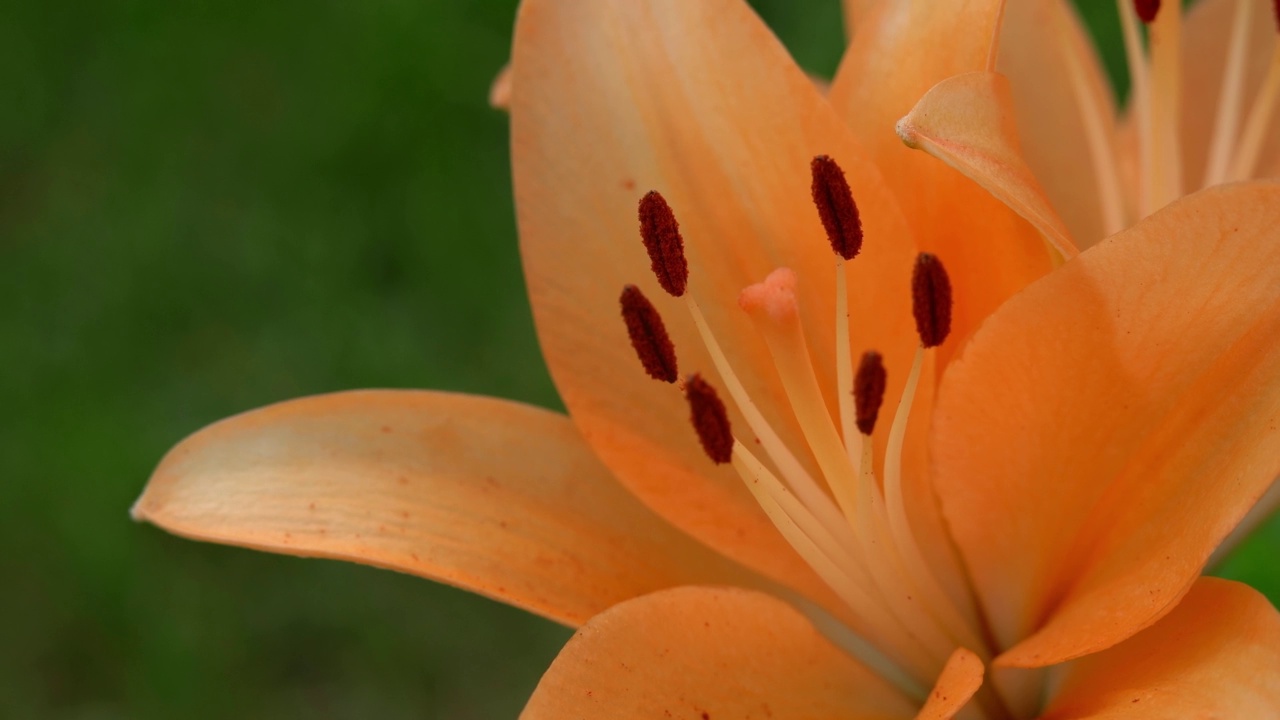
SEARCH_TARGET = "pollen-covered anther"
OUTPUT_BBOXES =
[738,267,799,324]
[810,155,863,260]
[638,191,689,297]
[911,253,952,349]
[853,351,887,436]
[619,284,678,383]
[1133,0,1160,23]
[684,374,733,465]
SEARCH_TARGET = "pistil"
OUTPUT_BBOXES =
[739,268,862,524]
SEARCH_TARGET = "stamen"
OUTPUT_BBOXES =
[1148,0,1183,207]
[730,442,939,682]
[836,261,858,462]
[739,268,861,521]
[1229,44,1280,181]
[619,285,678,383]
[1118,0,1153,215]
[810,155,863,260]
[883,347,987,653]
[812,155,864,456]
[683,296,851,541]
[853,351,887,436]
[1133,0,1159,23]
[911,254,952,349]
[684,374,733,464]
[637,191,688,297]
[1201,0,1253,188]
[1052,0,1126,234]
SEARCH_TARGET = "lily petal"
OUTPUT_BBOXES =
[998,0,1121,245]
[488,62,512,110]
[510,0,919,599]
[132,390,765,627]
[897,71,1078,261]
[841,0,879,40]
[1040,578,1280,719]
[521,585,920,720]
[930,182,1280,666]
[915,648,984,720]
[1208,476,1280,568]
[830,0,1055,371]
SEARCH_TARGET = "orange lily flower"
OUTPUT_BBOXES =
[870,0,1280,558]
[133,0,1280,718]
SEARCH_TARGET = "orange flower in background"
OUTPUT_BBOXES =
[133,0,1280,718]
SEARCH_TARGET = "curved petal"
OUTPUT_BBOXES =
[930,182,1280,666]
[510,0,920,600]
[915,648,984,720]
[521,585,919,720]
[897,71,1078,260]
[1041,578,1280,719]
[132,390,766,627]
[488,62,512,110]
[841,0,880,40]
[830,0,1055,371]
[998,0,1121,245]
[1208,476,1280,568]
[1180,0,1280,185]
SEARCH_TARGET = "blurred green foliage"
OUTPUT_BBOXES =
[0,1,1274,717]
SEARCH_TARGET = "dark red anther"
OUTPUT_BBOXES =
[853,351,887,436]
[1273,0,1279,33]
[810,155,863,260]
[1133,0,1160,23]
[620,285,678,383]
[684,374,733,465]
[638,191,689,297]
[911,253,952,349]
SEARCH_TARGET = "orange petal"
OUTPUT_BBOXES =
[1209,476,1280,568]
[521,585,919,720]
[897,71,1078,261]
[132,390,765,627]
[914,648,984,720]
[997,0,1122,245]
[488,62,512,110]
[510,0,920,600]
[830,0,1055,372]
[841,0,879,40]
[1180,0,1280,184]
[930,182,1280,666]
[1041,578,1280,719]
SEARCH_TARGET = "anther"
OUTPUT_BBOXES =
[810,155,863,260]
[638,191,689,297]
[1273,0,1279,33]
[1133,0,1160,23]
[853,351,887,435]
[911,253,952,349]
[619,285,678,383]
[684,374,733,464]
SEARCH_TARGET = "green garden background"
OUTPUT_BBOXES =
[3,1,1275,717]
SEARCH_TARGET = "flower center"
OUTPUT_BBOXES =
[618,160,1009,714]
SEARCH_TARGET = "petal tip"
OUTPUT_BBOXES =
[895,117,921,148]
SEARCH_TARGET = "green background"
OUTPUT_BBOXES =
[1,1,1273,717]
